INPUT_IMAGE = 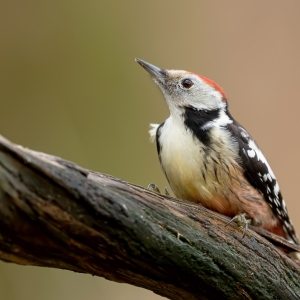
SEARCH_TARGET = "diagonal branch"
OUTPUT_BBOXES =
[0,135,299,300]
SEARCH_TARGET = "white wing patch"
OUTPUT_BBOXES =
[247,139,277,187]
[247,149,256,158]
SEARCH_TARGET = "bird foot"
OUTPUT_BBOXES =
[147,184,170,196]
[225,213,251,238]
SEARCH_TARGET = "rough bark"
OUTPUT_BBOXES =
[0,135,299,300]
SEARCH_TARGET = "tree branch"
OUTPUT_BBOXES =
[0,135,299,299]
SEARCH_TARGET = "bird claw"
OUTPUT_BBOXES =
[147,183,161,193]
[147,184,170,196]
[225,213,251,238]
[164,187,170,196]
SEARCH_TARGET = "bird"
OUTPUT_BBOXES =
[135,58,299,247]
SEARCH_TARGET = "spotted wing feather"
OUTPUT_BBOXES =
[226,114,298,244]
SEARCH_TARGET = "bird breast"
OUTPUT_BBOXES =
[154,116,278,230]
[158,116,248,213]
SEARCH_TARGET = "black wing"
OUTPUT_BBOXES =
[226,114,298,244]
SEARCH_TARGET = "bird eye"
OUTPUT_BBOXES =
[181,78,194,89]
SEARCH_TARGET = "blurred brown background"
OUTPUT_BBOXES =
[1,1,300,299]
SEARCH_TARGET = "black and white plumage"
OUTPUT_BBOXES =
[136,58,298,246]
[225,110,298,244]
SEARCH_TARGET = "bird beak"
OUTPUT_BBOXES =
[135,58,166,82]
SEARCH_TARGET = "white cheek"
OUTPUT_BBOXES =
[184,89,225,111]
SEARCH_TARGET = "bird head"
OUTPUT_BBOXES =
[136,58,227,117]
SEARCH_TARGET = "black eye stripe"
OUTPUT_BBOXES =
[182,78,194,89]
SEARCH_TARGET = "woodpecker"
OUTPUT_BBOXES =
[136,58,299,246]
